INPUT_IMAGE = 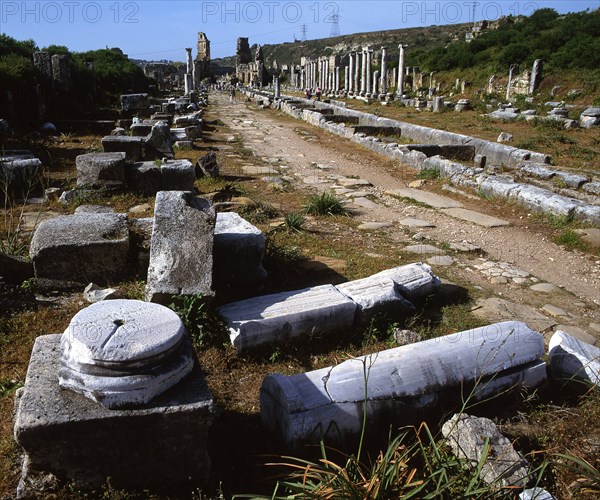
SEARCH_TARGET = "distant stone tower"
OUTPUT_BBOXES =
[193,32,211,86]
[236,37,252,65]
[236,37,269,86]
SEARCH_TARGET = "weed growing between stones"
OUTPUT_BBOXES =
[304,191,349,217]
[554,229,588,252]
[417,168,441,180]
[168,294,228,349]
[0,163,45,257]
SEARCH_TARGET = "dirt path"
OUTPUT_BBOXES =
[211,92,600,334]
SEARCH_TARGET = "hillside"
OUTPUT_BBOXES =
[211,8,600,96]
[211,21,472,71]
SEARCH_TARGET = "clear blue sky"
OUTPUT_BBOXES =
[1,1,597,60]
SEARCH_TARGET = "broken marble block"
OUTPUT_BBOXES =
[29,213,129,285]
[260,321,545,448]
[335,263,440,321]
[548,331,600,385]
[120,93,149,112]
[125,161,162,195]
[579,107,600,129]
[442,413,531,488]
[144,121,174,160]
[160,159,196,191]
[219,285,357,353]
[59,300,194,408]
[0,156,44,201]
[76,152,126,189]
[145,192,215,304]
[213,212,266,293]
[101,135,144,163]
[13,333,215,495]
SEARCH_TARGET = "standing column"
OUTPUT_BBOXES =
[274,77,281,99]
[360,48,367,95]
[325,58,330,91]
[506,63,518,100]
[373,70,379,95]
[380,46,387,96]
[335,66,340,92]
[354,52,360,93]
[397,44,405,97]
[185,48,193,94]
[344,65,349,92]
[366,48,372,95]
[348,52,355,94]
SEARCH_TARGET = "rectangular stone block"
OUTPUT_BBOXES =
[0,157,44,201]
[335,263,440,321]
[29,213,129,285]
[145,192,215,304]
[101,136,144,163]
[120,93,149,112]
[125,161,162,196]
[214,212,266,295]
[219,285,357,353]
[76,152,126,189]
[260,321,545,448]
[160,159,196,191]
[14,334,215,495]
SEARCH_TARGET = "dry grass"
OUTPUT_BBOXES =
[338,99,600,173]
[0,99,598,498]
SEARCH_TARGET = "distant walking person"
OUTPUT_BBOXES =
[315,87,322,101]
[305,88,312,100]
[229,85,236,104]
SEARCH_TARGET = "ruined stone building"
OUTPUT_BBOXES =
[194,32,211,84]
[235,38,270,87]
[143,62,185,90]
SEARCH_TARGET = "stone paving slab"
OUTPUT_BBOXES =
[351,197,379,209]
[358,222,393,230]
[242,166,278,175]
[399,218,435,228]
[403,244,444,255]
[441,208,510,227]
[472,297,556,334]
[387,188,463,208]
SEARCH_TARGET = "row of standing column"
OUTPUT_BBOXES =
[297,44,407,96]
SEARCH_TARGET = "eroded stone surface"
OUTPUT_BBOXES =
[145,192,215,304]
[549,331,600,384]
[59,300,194,409]
[29,213,129,285]
[14,334,215,494]
[261,322,545,448]
[442,413,531,488]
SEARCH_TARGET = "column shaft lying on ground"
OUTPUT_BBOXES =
[260,321,546,449]
[218,263,440,353]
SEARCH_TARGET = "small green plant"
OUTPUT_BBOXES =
[168,294,227,348]
[283,212,305,233]
[555,229,587,251]
[417,168,441,180]
[477,189,493,201]
[304,191,349,216]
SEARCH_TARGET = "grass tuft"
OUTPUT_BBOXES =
[304,191,349,217]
